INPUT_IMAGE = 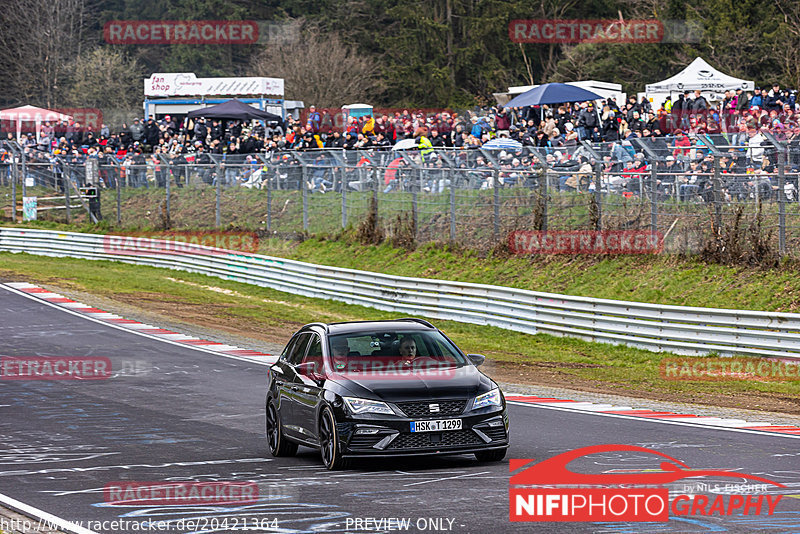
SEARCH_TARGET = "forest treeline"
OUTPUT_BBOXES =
[0,0,798,112]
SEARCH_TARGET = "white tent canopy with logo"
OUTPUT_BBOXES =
[645,57,754,105]
[342,103,373,119]
[0,105,73,144]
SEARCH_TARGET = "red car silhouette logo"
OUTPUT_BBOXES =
[511,444,785,487]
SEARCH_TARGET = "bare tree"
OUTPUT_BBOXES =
[62,48,144,110]
[551,45,605,82]
[775,0,800,88]
[530,0,578,82]
[250,19,383,108]
[0,0,93,107]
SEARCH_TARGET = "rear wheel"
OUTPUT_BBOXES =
[266,399,297,457]
[475,448,507,462]
[319,406,349,470]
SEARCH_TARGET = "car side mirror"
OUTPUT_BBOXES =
[295,362,325,383]
[467,354,486,367]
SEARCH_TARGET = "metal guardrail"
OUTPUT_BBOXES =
[2,227,800,359]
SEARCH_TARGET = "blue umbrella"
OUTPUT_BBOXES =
[482,138,523,150]
[504,83,602,108]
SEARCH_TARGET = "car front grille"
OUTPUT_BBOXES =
[396,399,466,418]
[387,430,482,450]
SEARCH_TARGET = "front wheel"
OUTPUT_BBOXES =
[475,448,507,462]
[318,406,349,470]
[266,399,297,457]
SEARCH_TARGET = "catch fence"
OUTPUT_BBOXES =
[2,135,799,257]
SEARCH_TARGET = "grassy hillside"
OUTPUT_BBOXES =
[284,238,799,313]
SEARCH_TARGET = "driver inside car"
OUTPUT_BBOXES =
[331,339,350,370]
[398,336,417,365]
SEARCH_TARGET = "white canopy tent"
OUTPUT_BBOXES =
[0,105,73,144]
[644,57,754,106]
[342,103,373,119]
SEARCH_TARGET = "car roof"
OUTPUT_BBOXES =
[302,318,436,336]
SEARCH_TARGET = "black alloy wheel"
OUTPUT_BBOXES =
[266,399,298,457]
[319,406,349,470]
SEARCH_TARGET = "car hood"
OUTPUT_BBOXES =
[331,364,493,402]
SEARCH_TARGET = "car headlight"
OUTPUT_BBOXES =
[473,388,502,410]
[343,397,394,415]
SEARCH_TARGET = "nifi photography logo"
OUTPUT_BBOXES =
[509,444,784,522]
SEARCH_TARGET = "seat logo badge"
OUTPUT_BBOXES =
[429,404,440,413]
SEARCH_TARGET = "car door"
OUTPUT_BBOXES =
[275,332,311,439]
[292,333,325,442]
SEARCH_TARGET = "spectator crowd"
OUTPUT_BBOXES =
[2,83,800,201]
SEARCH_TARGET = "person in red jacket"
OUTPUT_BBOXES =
[672,130,691,158]
[495,107,511,136]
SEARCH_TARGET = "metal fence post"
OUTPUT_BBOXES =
[712,156,722,234]
[267,163,273,233]
[594,163,602,231]
[215,161,221,228]
[165,164,171,224]
[10,156,17,223]
[116,167,121,225]
[20,150,27,199]
[650,164,658,234]
[450,179,456,241]
[65,172,71,224]
[373,163,379,228]
[341,164,347,229]
[412,169,419,238]
[493,169,500,240]
[778,148,787,257]
[540,169,548,231]
[301,164,309,232]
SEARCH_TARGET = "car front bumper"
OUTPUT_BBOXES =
[336,408,509,457]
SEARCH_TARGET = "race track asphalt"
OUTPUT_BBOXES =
[0,283,798,534]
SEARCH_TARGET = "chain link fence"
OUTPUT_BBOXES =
[3,137,800,259]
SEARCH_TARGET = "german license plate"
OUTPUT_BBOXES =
[410,419,462,432]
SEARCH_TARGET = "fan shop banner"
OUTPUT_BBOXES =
[145,73,284,97]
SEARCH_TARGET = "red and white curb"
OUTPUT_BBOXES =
[506,395,800,436]
[4,282,278,365]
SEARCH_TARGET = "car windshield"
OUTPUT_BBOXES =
[327,330,467,370]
